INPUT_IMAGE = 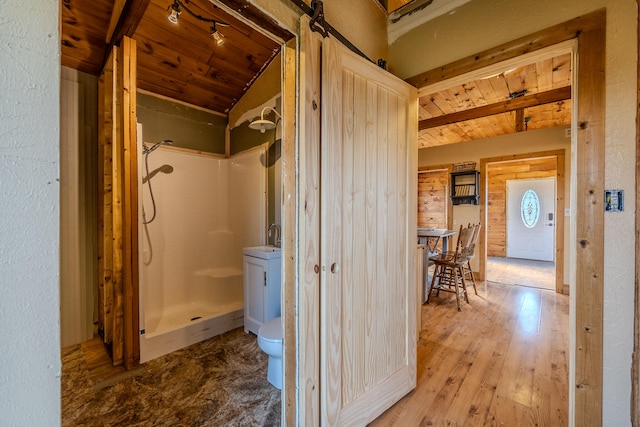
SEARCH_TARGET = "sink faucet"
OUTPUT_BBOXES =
[268,223,281,248]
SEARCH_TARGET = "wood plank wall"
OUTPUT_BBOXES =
[417,170,448,228]
[486,157,557,257]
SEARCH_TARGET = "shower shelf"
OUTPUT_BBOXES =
[195,267,243,279]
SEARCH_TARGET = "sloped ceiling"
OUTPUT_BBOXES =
[61,0,292,113]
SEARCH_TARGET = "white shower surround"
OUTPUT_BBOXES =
[139,145,266,363]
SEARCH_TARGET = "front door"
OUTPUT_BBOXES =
[320,36,418,425]
[506,177,555,261]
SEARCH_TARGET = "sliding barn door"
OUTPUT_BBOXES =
[98,37,139,368]
[320,36,418,425]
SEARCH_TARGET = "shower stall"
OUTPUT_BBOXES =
[138,140,266,363]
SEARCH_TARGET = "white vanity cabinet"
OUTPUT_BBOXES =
[242,246,282,335]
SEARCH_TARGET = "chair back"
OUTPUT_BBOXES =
[452,224,475,262]
[467,223,481,258]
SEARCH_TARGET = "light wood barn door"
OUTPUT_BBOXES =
[320,36,418,425]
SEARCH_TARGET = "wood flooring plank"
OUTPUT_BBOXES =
[370,281,568,427]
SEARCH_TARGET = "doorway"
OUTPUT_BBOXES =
[483,152,565,294]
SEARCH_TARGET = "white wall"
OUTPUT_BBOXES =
[0,0,61,424]
[390,1,637,425]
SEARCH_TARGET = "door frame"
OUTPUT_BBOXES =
[480,150,566,294]
[406,10,605,424]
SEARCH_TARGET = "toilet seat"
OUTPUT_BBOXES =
[258,317,282,343]
[257,317,283,389]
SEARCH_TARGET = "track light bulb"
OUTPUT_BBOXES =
[168,3,181,24]
[211,26,224,46]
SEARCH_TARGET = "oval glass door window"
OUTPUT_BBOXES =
[520,189,540,228]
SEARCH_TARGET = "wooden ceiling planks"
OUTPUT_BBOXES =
[61,0,289,114]
[131,0,281,112]
[418,53,572,148]
[61,0,114,74]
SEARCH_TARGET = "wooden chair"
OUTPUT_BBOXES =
[426,224,475,311]
[463,223,481,295]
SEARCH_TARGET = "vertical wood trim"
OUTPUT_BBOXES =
[99,49,116,348]
[282,36,297,426]
[555,151,565,294]
[296,15,322,426]
[633,2,640,424]
[120,36,139,369]
[479,158,487,282]
[574,18,605,424]
[97,73,105,338]
[112,41,125,366]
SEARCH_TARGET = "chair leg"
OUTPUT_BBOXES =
[459,266,469,304]
[453,268,461,311]
[427,264,439,304]
[466,260,478,295]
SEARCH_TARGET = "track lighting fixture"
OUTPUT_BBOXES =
[210,23,224,46]
[168,1,181,24]
[167,0,228,45]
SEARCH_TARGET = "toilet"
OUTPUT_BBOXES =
[257,316,283,389]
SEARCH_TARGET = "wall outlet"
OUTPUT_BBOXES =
[564,208,571,216]
[564,128,571,138]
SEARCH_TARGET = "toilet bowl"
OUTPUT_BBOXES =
[257,316,283,389]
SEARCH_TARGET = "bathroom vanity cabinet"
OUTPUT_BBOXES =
[242,247,282,335]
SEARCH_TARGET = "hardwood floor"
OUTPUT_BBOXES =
[487,256,556,291]
[371,281,569,426]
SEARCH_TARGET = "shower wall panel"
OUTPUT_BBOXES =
[139,144,266,362]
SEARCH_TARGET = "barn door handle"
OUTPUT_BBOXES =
[330,263,339,274]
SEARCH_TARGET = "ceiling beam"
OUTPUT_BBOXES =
[106,0,152,46]
[419,85,571,131]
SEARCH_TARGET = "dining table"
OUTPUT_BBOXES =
[417,228,458,303]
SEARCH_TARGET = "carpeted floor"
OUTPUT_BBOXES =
[61,327,281,426]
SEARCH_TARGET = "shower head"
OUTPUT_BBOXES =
[142,164,174,184]
[144,139,173,154]
[249,107,281,133]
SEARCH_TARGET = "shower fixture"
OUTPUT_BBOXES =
[142,139,174,225]
[144,139,173,154]
[249,107,282,133]
[142,164,174,184]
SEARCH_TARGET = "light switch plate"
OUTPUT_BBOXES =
[605,189,624,212]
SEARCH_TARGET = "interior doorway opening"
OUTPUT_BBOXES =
[484,156,564,293]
